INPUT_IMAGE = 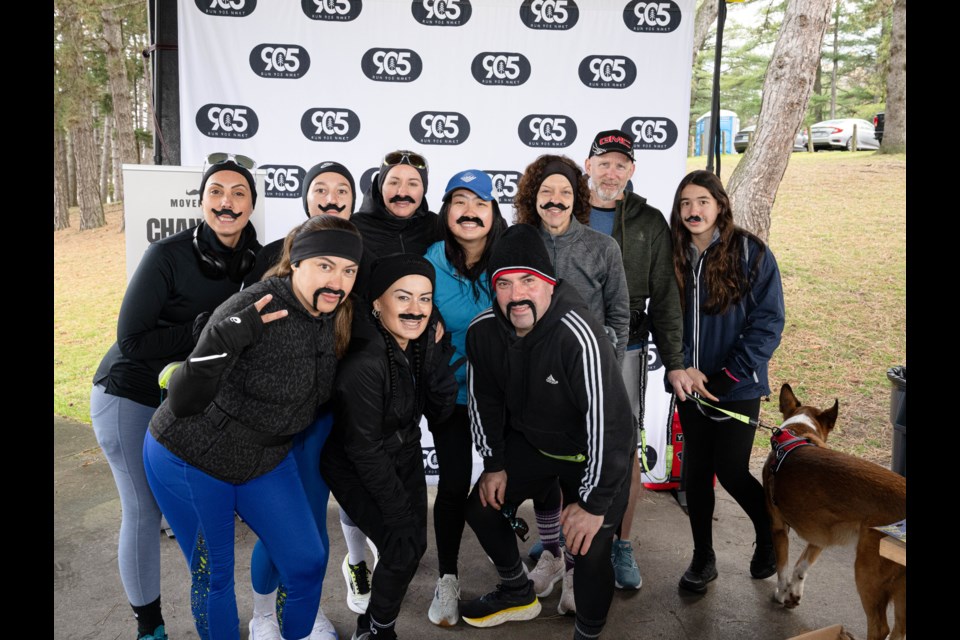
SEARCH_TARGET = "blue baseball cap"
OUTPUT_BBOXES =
[442,169,496,202]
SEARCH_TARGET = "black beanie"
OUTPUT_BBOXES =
[487,224,557,288]
[199,160,258,208]
[301,161,356,217]
[367,253,436,302]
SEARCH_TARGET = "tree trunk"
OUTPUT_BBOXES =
[66,131,78,207]
[54,129,71,231]
[880,0,905,153]
[74,118,106,230]
[141,34,156,165]
[727,0,834,241]
[100,114,112,202]
[813,61,823,122]
[830,1,840,119]
[102,6,139,204]
[692,0,720,62]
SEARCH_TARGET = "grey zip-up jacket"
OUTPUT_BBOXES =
[536,217,629,363]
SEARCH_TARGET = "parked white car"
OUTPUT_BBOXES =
[809,118,879,151]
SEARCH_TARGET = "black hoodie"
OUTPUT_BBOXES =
[352,173,438,258]
[465,280,634,517]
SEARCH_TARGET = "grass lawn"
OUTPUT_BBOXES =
[54,150,906,466]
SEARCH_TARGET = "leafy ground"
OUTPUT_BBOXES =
[53,151,906,466]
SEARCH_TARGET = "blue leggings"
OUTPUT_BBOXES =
[90,385,163,607]
[250,412,333,600]
[143,431,325,640]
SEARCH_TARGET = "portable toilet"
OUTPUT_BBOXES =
[694,110,739,156]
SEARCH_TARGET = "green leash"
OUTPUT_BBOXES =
[687,394,776,431]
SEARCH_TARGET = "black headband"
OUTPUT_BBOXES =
[289,229,363,265]
[541,160,581,192]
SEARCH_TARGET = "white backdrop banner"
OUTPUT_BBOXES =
[175,0,695,487]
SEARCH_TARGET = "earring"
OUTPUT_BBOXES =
[372,307,381,319]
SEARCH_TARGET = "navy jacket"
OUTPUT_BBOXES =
[680,232,785,401]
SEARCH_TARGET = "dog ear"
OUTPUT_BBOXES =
[817,399,839,436]
[779,383,799,417]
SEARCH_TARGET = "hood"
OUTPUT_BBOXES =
[356,171,432,224]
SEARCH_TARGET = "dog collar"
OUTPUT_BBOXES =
[769,428,816,475]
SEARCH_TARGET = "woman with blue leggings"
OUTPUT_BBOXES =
[144,215,362,640]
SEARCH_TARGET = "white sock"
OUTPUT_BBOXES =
[252,588,277,618]
[340,511,369,565]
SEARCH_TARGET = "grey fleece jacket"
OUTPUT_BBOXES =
[537,217,630,363]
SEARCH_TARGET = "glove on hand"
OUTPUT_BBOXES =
[192,311,212,345]
[381,518,425,571]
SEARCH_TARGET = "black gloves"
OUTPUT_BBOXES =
[422,322,461,423]
[192,311,212,345]
[705,368,738,398]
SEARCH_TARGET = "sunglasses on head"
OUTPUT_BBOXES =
[500,503,530,542]
[382,150,428,171]
[204,152,257,172]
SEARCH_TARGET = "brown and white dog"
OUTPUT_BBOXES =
[762,384,906,640]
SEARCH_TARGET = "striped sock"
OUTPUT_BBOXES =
[496,559,530,590]
[534,505,562,558]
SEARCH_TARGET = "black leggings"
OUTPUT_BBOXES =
[677,397,772,554]
[464,431,629,630]
[429,405,474,576]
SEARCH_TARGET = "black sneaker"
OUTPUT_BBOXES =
[750,542,777,579]
[351,613,370,640]
[678,551,718,594]
[460,580,541,628]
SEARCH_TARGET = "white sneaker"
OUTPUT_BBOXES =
[427,574,460,627]
[557,567,576,616]
[249,613,282,640]
[528,549,564,598]
[342,554,372,614]
[308,606,338,640]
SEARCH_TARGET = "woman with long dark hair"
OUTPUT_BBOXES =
[143,215,362,640]
[90,155,261,640]
[669,170,785,593]
[422,170,507,626]
[321,254,459,640]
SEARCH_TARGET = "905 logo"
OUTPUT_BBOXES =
[261,165,305,199]
[578,55,637,89]
[621,116,678,150]
[484,170,521,205]
[422,447,440,475]
[622,0,681,33]
[195,104,259,139]
[249,44,310,79]
[302,0,362,21]
[518,114,577,148]
[358,167,379,196]
[300,108,361,142]
[410,111,471,145]
[519,0,579,30]
[412,0,472,26]
[195,0,256,17]
[646,343,663,371]
[471,52,531,86]
[360,48,423,82]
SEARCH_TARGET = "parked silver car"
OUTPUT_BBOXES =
[734,125,808,153]
[808,118,879,151]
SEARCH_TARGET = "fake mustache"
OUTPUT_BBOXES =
[506,300,538,324]
[317,202,346,214]
[539,202,569,211]
[684,216,703,223]
[455,216,486,227]
[398,313,427,321]
[212,207,244,219]
[311,287,345,310]
[389,195,418,204]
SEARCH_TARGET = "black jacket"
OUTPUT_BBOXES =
[321,309,456,525]
[466,281,634,516]
[93,223,261,407]
[352,176,438,258]
[148,276,338,484]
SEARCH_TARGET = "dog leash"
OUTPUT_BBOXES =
[685,394,778,432]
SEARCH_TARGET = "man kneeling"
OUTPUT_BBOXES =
[460,224,634,640]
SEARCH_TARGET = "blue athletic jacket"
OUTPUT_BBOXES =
[681,232,785,401]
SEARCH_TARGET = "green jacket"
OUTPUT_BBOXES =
[609,192,684,372]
